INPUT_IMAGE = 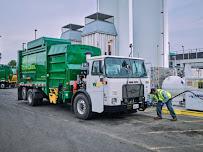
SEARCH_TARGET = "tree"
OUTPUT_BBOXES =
[8,60,16,67]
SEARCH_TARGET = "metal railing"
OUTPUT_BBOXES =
[170,48,203,60]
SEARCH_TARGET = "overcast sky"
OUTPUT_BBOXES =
[0,0,203,64]
[168,0,203,52]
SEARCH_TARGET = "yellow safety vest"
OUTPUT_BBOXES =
[154,89,172,102]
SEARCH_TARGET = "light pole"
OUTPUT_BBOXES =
[182,45,184,60]
[168,42,171,52]
[97,0,99,12]
[157,45,159,67]
[161,0,165,68]
[22,43,26,50]
[34,29,37,40]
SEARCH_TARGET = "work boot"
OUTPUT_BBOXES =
[170,117,177,121]
[154,117,162,120]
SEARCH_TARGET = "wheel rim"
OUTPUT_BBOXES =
[22,88,26,99]
[77,99,87,115]
[1,84,5,88]
[28,93,32,104]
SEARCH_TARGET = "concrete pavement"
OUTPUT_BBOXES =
[0,88,203,152]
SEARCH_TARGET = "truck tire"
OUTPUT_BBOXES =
[22,87,27,100]
[0,83,5,89]
[27,89,38,106]
[73,93,92,120]
[33,89,43,105]
[18,87,23,100]
[127,109,137,114]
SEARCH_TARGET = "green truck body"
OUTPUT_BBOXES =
[18,37,101,103]
[0,64,13,88]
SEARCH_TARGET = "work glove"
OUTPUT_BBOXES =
[146,94,157,107]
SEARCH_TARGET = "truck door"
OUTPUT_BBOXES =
[86,60,104,113]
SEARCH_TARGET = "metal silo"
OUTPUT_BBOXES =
[82,12,117,55]
[98,0,169,67]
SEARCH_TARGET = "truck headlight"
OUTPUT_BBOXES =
[111,98,117,105]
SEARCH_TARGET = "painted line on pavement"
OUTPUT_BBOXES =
[182,120,203,123]
[140,129,203,135]
[150,143,203,150]
[163,107,203,118]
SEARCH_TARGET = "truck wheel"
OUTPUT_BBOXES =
[0,83,5,89]
[73,93,92,120]
[127,109,137,114]
[22,87,27,100]
[27,89,38,106]
[18,87,23,100]
[33,90,43,105]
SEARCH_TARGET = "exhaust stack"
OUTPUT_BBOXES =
[85,52,91,60]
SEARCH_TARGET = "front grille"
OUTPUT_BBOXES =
[122,84,144,99]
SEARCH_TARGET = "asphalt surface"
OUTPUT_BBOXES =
[0,88,203,152]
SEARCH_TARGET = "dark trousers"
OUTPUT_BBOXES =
[157,100,176,119]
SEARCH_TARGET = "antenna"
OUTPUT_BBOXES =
[97,0,99,12]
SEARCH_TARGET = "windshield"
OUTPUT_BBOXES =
[105,57,147,78]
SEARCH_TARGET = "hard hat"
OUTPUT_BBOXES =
[150,88,156,94]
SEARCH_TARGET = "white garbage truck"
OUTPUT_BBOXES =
[73,54,150,119]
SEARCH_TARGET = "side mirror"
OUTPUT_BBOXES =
[99,61,103,74]
[81,62,89,75]
[99,75,104,82]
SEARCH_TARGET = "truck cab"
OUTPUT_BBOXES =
[73,55,150,119]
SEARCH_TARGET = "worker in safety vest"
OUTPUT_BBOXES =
[150,88,177,121]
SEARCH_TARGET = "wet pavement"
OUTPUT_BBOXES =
[0,88,203,152]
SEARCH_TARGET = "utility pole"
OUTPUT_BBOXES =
[161,0,165,67]
[34,29,37,40]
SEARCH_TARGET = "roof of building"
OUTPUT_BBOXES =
[85,12,113,21]
[62,24,84,30]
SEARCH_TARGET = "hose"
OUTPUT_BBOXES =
[170,90,203,101]
[146,90,203,107]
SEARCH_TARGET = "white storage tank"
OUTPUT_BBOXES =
[82,13,117,55]
[162,76,185,96]
[162,76,185,103]
[98,0,169,67]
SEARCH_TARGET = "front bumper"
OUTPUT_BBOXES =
[104,105,128,112]
[104,102,147,113]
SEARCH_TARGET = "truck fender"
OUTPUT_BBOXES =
[71,89,92,110]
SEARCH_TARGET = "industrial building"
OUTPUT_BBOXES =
[98,0,169,67]
[60,24,84,44]
[61,0,169,68]
[82,13,117,56]
[169,48,203,68]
